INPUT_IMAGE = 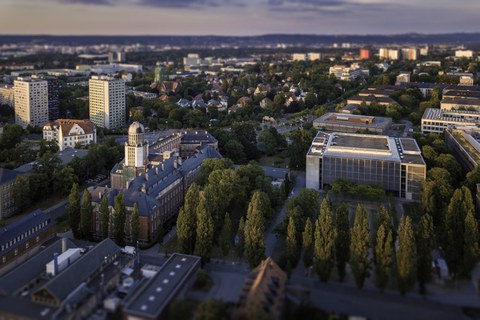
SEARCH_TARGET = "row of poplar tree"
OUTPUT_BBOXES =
[287,197,479,295]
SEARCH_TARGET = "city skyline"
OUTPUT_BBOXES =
[0,0,478,36]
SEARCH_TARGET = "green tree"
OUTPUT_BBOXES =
[374,224,394,290]
[286,216,298,269]
[100,195,110,238]
[131,203,140,245]
[52,166,78,196]
[194,299,228,320]
[67,183,80,238]
[13,175,31,213]
[288,129,312,169]
[113,193,126,246]
[416,214,435,294]
[397,215,417,295]
[258,128,277,156]
[335,205,350,281]
[79,189,92,239]
[463,211,480,276]
[314,198,337,282]
[350,204,371,289]
[236,217,245,259]
[177,183,200,254]
[195,193,215,262]
[302,217,314,269]
[219,212,232,258]
[245,191,266,268]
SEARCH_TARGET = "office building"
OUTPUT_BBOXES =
[123,254,201,320]
[421,108,480,134]
[445,128,480,172]
[306,131,426,200]
[89,75,126,129]
[0,85,14,107]
[313,113,392,134]
[43,119,97,151]
[0,168,20,220]
[14,77,49,128]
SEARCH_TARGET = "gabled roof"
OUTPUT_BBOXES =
[44,119,96,136]
[0,210,53,248]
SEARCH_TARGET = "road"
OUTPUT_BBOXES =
[265,171,306,257]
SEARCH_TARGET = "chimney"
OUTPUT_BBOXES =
[53,253,59,276]
[62,238,67,253]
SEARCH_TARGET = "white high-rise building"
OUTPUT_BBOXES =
[14,77,49,128]
[89,75,125,129]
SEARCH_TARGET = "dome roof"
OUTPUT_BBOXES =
[128,122,145,135]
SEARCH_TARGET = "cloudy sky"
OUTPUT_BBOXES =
[0,0,478,35]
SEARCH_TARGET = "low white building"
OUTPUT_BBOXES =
[43,119,97,151]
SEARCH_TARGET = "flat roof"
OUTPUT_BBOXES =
[124,253,200,318]
[422,108,480,123]
[332,134,390,151]
[442,97,480,106]
[314,113,391,130]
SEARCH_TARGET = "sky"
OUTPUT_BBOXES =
[0,0,478,36]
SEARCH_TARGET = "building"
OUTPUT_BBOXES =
[0,238,133,320]
[43,119,97,151]
[123,253,201,320]
[445,128,480,172]
[91,123,221,242]
[14,77,49,128]
[0,84,14,107]
[89,75,126,129]
[401,48,419,60]
[234,257,287,320]
[360,48,371,60]
[460,75,475,86]
[307,52,321,61]
[346,94,396,106]
[291,53,307,61]
[396,72,411,85]
[33,75,59,121]
[329,65,369,81]
[455,50,474,58]
[379,48,400,60]
[0,210,55,275]
[306,131,426,200]
[441,97,480,111]
[313,113,392,134]
[0,168,20,220]
[421,108,480,134]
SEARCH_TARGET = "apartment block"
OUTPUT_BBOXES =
[14,77,49,128]
[89,75,125,129]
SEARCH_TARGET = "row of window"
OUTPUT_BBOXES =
[0,221,48,252]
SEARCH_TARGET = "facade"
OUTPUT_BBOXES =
[0,210,55,274]
[455,50,474,58]
[14,77,49,128]
[445,128,480,172]
[43,119,97,151]
[89,75,126,129]
[421,108,480,134]
[123,254,200,320]
[401,48,419,60]
[234,258,287,320]
[313,113,392,134]
[396,72,411,85]
[0,85,14,107]
[379,48,400,60]
[441,97,480,111]
[32,75,60,121]
[0,168,20,220]
[329,65,369,81]
[306,131,426,200]
[360,48,371,60]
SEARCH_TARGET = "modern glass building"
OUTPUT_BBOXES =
[306,131,426,200]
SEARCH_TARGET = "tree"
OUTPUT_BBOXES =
[177,183,200,254]
[13,175,31,213]
[397,215,417,295]
[374,224,394,290]
[223,139,247,164]
[131,203,140,245]
[302,217,314,269]
[350,204,371,289]
[245,191,266,268]
[236,216,245,259]
[463,210,480,276]
[194,299,228,320]
[288,129,312,169]
[67,183,80,238]
[195,193,215,262]
[416,214,435,294]
[286,216,298,269]
[314,198,337,282]
[335,205,350,281]
[100,195,110,238]
[0,124,23,149]
[52,166,78,196]
[258,129,277,156]
[79,189,92,239]
[219,213,232,258]
[113,193,126,246]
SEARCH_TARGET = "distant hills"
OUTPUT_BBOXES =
[1,33,480,47]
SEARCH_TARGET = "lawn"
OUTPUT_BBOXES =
[258,150,289,168]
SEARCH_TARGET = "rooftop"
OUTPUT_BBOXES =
[442,97,480,106]
[313,112,392,130]
[422,108,480,123]
[0,210,52,249]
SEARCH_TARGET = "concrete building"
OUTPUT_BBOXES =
[89,75,126,129]
[313,113,392,134]
[421,108,480,134]
[401,48,419,60]
[307,52,321,61]
[306,131,426,200]
[0,168,20,220]
[441,97,480,111]
[445,128,480,172]
[0,85,14,107]
[43,119,97,151]
[455,50,474,58]
[360,48,371,60]
[14,77,49,128]
[291,53,307,61]
[235,257,287,320]
[33,75,59,121]
[379,48,400,60]
[123,254,200,320]
[329,65,369,81]
[0,210,55,275]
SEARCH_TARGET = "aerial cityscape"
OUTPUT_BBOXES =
[1,0,480,319]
